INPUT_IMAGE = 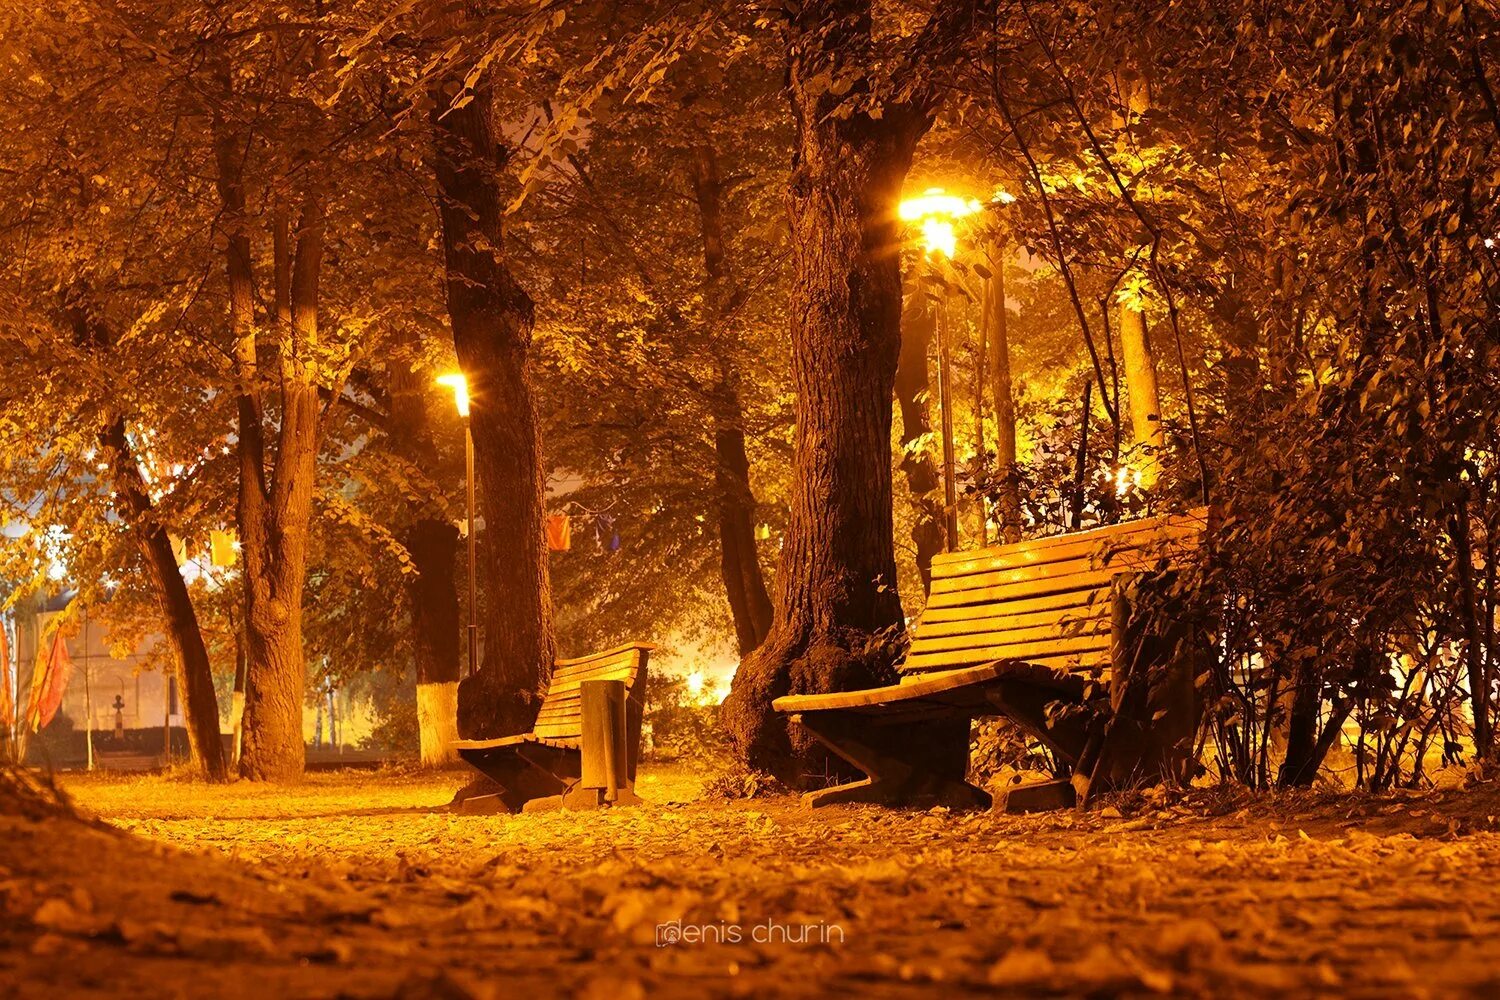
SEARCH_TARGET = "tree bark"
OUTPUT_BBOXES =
[430,62,555,740]
[894,296,946,590]
[1119,304,1165,488]
[985,240,1023,544]
[389,343,463,764]
[689,143,774,654]
[99,420,228,781]
[213,82,326,781]
[722,2,957,781]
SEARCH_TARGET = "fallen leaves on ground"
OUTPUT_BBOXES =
[2,766,1499,997]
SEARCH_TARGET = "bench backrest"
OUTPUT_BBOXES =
[902,509,1208,678]
[533,643,653,741]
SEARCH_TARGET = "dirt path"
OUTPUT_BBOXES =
[3,767,1499,998]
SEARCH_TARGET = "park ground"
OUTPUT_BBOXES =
[4,765,1500,998]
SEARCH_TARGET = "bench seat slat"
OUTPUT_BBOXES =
[903,632,1110,672]
[908,618,1110,655]
[910,603,1106,640]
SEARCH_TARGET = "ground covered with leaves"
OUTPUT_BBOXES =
[3,765,1500,998]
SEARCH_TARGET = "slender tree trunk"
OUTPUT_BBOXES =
[1118,305,1164,487]
[689,143,774,654]
[985,239,1022,544]
[430,64,555,740]
[894,296,946,590]
[99,419,228,781]
[721,15,930,779]
[1116,72,1165,488]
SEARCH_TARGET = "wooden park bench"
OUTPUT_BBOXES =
[452,642,653,813]
[774,510,1209,812]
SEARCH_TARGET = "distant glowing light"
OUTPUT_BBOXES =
[685,670,705,699]
[992,188,1017,205]
[436,373,470,417]
[899,188,982,258]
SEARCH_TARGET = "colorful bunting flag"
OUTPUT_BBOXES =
[210,529,238,567]
[0,624,12,731]
[546,513,572,552]
[26,628,73,732]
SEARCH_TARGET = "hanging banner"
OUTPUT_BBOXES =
[0,624,12,731]
[210,529,238,567]
[27,628,73,732]
[546,513,572,552]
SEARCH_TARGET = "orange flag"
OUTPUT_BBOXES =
[546,513,572,552]
[0,624,12,730]
[26,629,73,732]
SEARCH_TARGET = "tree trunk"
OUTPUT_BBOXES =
[985,240,1023,544]
[721,20,929,779]
[389,337,463,764]
[689,143,774,654]
[894,296,946,590]
[99,418,228,782]
[430,66,555,740]
[1119,304,1165,488]
[238,191,324,783]
[213,93,326,781]
[407,518,462,764]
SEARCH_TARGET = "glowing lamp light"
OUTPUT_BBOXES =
[898,188,983,258]
[436,373,470,417]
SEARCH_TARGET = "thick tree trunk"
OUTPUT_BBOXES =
[985,241,1023,544]
[894,296,946,590]
[238,193,324,783]
[431,69,555,740]
[99,419,228,781]
[407,518,462,764]
[213,95,325,781]
[721,29,928,779]
[689,143,774,654]
[389,339,463,764]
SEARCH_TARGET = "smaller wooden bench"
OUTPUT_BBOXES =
[774,510,1208,810]
[453,642,653,812]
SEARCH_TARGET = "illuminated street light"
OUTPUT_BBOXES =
[899,188,981,552]
[436,373,470,417]
[437,373,479,679]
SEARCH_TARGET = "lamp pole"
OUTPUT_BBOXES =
[463,418,478,679]
[899,189,981,554]
[934,288,959,552]
[438,373,479,679]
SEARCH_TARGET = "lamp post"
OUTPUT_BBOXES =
[899,189,981,553]
[437,373,478,680]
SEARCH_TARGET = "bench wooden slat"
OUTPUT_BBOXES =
[909,618,1109,655]
[915,588,1106,624]
[909,603,1105,640]
[903,632,1110,672]
[929,509,1207,577]
[924,566,1118,610]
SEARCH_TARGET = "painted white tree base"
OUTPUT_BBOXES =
[417,681,460,766]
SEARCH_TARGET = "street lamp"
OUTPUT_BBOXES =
[437,373,478,679]
[899,188,981,552]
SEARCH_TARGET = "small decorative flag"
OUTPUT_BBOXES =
[27,628,73,732]
[0,624,12,731]
[546,513,572,552]
[210,529,238,567]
